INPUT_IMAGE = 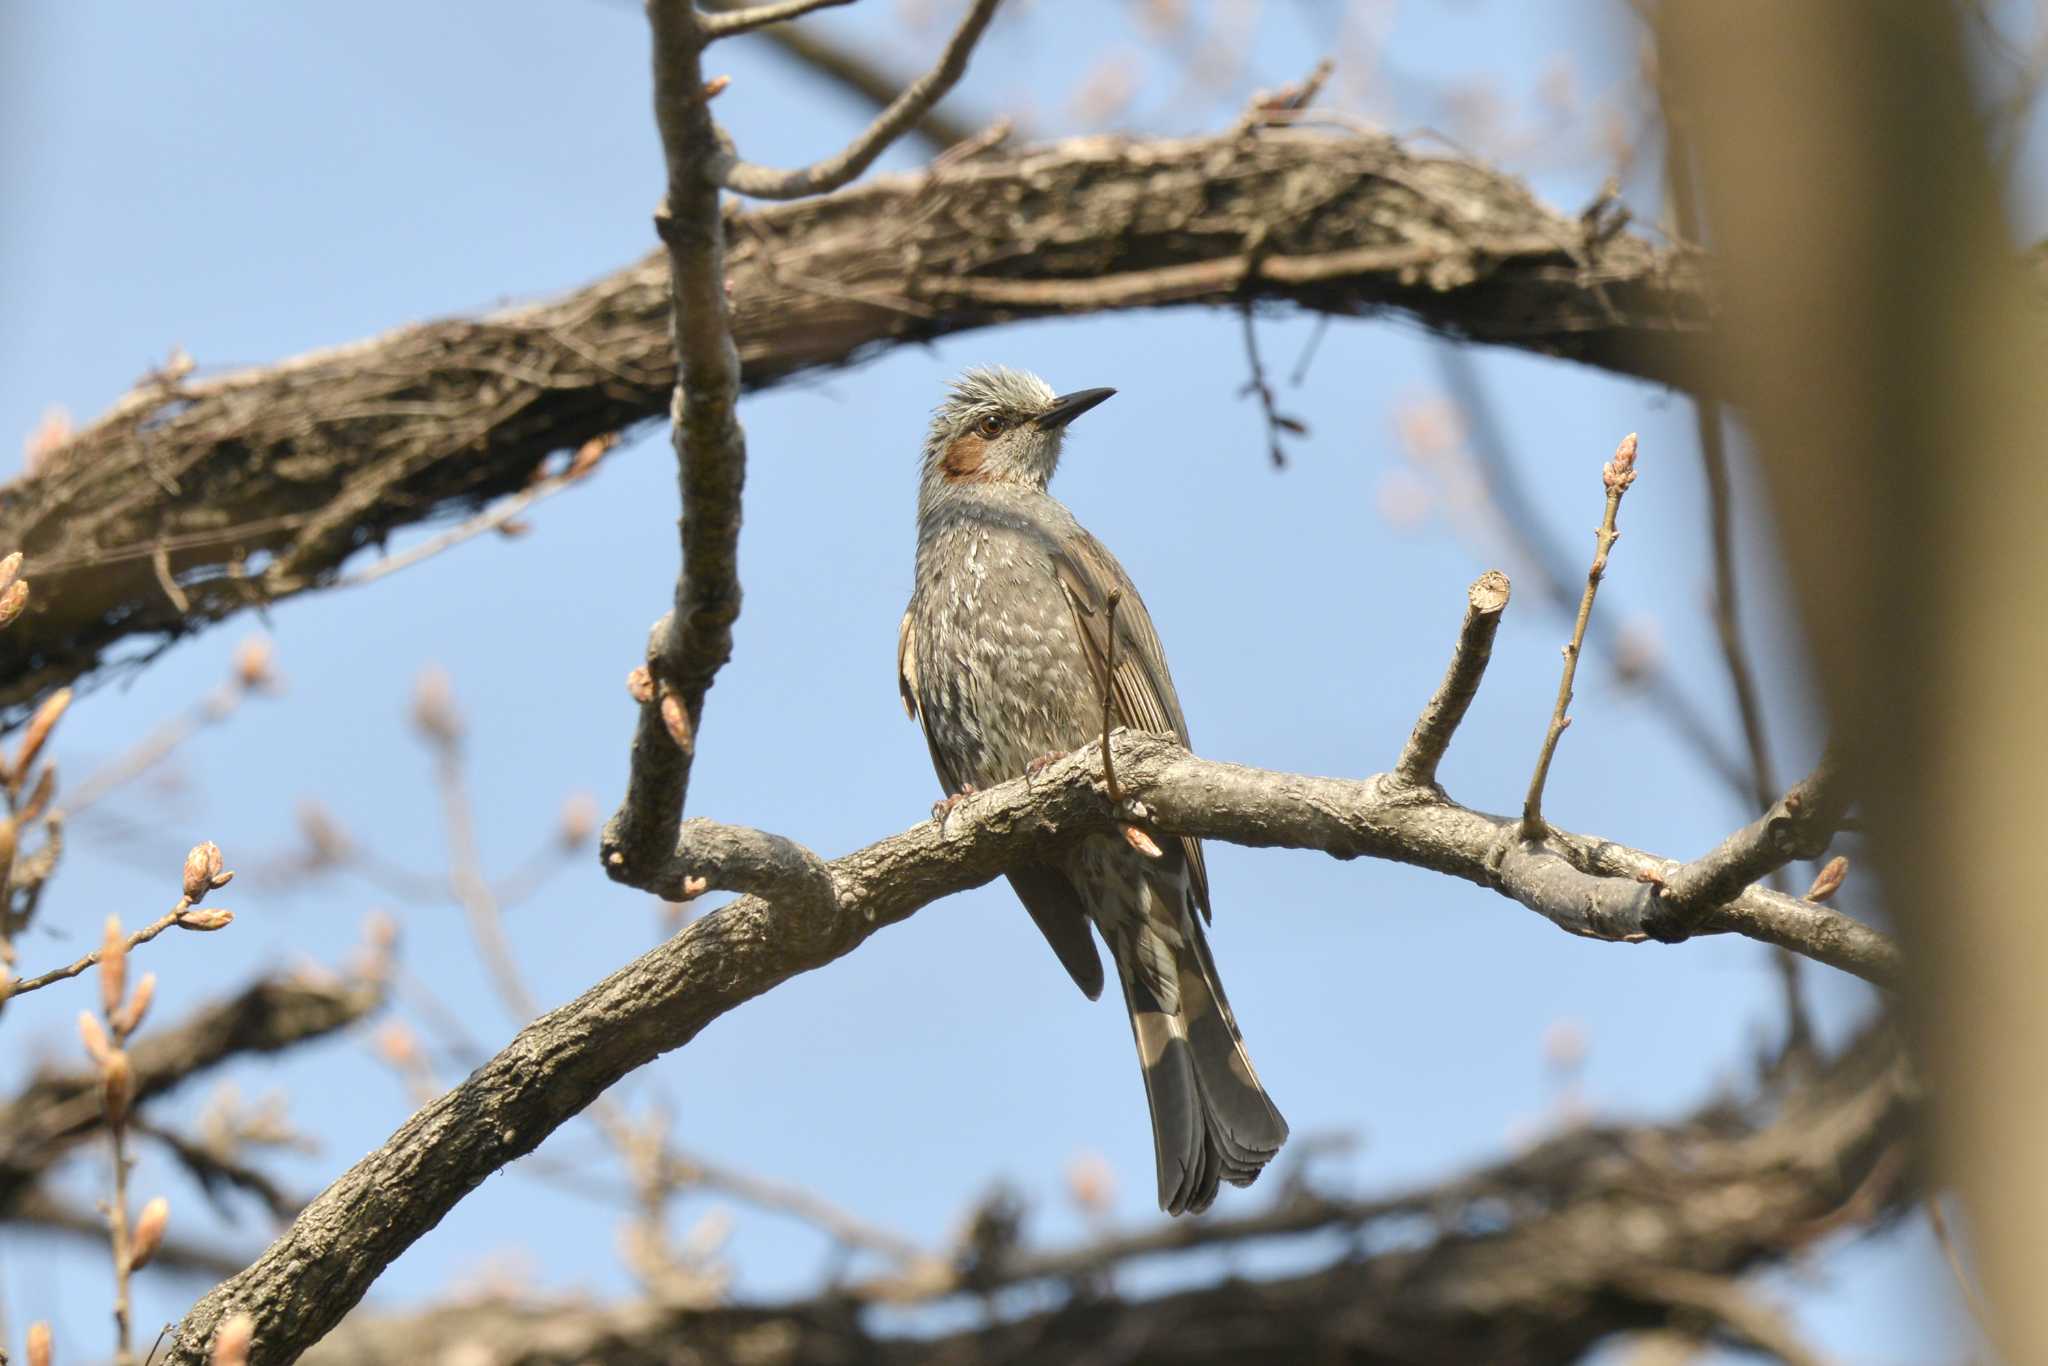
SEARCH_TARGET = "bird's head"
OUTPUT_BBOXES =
[919,366,1115,503]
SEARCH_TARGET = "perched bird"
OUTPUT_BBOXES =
[897,366,1289,1215]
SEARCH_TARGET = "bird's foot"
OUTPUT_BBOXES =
[1119,823,1164,859]
[931,784,978,831]
[1111,797,1162,858]
[1024,749,1069,778]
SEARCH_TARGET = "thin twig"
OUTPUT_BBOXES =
[1521,434,1638,839]
[697,0,979,151]
[10,901,193,997]
[1099,588,1125,805]
[702,0,856,39]
[1395,571,1511,789]
[723,0,1004,199]
[109,1113,136,1364]
[1237,302,1306,467]
[339,462,593,591]
[1431,342,1750,796]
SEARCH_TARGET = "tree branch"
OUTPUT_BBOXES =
[1394,570,1510,789]
[600,0,751,883]
[702,0,977,151]
[0,974,384,1215]
[297,1021,1914,1365]
[701,0,857,40]
[161,723,1898,1360]
[0,127,1727,720]
[722,0,1004,199]
[1649,748,1848,937]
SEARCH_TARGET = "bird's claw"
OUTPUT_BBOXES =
[1024,750,1068,778]
[931,784,978,831]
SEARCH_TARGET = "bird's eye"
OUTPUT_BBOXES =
[976,414,1006,439]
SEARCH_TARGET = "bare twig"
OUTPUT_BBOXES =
[1430,342,1751,796]
[1099,588,1126,806]
[1522,434,1638,839]
[722,0,1005,199]
[702,0,857,39]
[699,0,978,151]
[1236,303,1307,467]
[8,899,214,998]
[1395,571,1511,788]
[339,438,611,590]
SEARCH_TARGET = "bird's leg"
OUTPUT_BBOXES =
[930,784,978,830]
[1024,749,1069,778]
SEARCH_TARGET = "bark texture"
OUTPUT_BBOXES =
[0,128,1715,719]
[158,734,1892,1364]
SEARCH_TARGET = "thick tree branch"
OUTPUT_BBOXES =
[299,1021,1913,1365]
[0,128,1729,719]
[162,730,1897,1362]
[0,973,384,1215]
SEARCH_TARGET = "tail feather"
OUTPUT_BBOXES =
[1115,911,1288,1215]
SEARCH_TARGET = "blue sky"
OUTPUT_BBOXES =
[6,1,2031,1359]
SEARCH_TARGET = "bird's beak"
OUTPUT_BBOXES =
[1035,387,1117,431]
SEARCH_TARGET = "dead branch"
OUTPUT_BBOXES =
[1394,570,1511,789]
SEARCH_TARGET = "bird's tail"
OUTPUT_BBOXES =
[1114,904,1289,1215]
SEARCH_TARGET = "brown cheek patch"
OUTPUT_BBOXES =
[940,431,991,482]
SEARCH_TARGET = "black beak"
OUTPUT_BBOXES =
[1035,387,1116,431]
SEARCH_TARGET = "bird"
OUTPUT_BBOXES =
[897,365,1289,1215]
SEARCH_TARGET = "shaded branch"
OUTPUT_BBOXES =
[0,973,384,1215]
[162,727,1898,1361]
[298,1021,1915,1365]
[0,127,1725,719]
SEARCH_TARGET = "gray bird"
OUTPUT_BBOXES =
[897,366,1289,1215]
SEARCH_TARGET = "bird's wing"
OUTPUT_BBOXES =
[900,606,1106,998]
[1051,528,1214,923]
